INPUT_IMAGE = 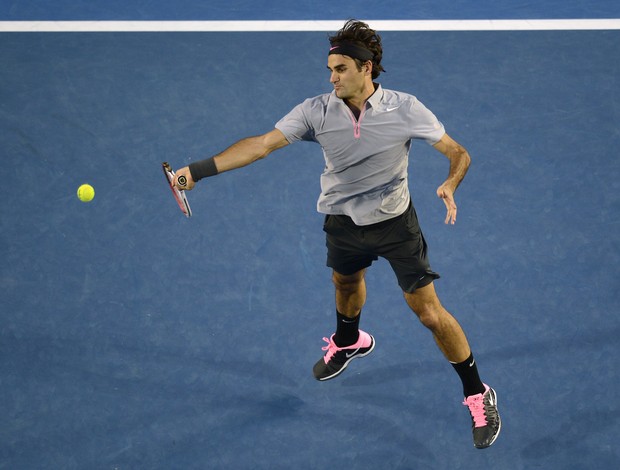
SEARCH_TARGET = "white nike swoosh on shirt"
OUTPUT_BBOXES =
[385,106,399,112]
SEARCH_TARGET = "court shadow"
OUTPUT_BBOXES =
[224,390,306,424]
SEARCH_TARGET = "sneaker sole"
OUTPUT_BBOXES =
[316,335,376,381]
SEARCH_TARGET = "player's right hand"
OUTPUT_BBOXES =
[173,167,196,191]
[436,183,457,225]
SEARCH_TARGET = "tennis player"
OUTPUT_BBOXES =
[173,19,500,449]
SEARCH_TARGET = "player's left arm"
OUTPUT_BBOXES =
[432,133,471,225]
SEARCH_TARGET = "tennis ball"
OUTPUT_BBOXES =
[77,184,95,202]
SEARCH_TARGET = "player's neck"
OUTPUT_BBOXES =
[345,82,377,118]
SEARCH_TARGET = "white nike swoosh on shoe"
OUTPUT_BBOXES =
[345,348,361,358]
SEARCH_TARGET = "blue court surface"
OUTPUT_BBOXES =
[1,2,619,469]
[2,0,620,20]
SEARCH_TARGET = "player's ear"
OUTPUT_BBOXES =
[364,60,373,76]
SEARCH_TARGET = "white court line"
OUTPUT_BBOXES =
[1,19,620,32]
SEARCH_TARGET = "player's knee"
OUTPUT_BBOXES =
[417,309,442,331]
[404,293,442,331]
[332,271,363,293]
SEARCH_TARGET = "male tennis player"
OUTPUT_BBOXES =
[173,20,500,449]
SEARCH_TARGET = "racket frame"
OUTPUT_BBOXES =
[162,162,192,218]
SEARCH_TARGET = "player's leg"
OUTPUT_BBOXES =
[403,282,470,363]
[379,203,500,448]
[404,283,501,448]
[323,215,374,348]
[379,203,481,389]
[333,268,366,317]
[332,268,366,344]
[315,214,378,381]
[313,268,376,381]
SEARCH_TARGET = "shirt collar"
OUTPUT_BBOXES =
[366,83,384,108]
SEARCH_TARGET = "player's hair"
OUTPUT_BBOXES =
[329,19,385,79]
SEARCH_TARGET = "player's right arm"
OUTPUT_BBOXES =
[173,128,289,190]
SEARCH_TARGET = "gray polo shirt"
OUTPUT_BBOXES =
[275,84,445,225]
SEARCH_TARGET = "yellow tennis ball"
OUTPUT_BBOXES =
[77,184,95,202]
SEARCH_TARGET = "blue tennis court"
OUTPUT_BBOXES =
[1,2,619,469]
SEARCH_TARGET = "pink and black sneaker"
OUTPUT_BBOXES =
[463,384,501,448]
[313,330,375,381]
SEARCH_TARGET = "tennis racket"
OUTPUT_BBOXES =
[162,162,192,218]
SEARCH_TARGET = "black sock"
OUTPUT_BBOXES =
[334,310,360,347]
[451,352,486,397]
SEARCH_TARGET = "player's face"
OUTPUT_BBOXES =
[327,54,369,101]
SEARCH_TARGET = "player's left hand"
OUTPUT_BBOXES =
[437,183,457,225]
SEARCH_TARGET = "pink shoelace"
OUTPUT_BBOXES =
[321,336,339,362]
[463,393,488,428]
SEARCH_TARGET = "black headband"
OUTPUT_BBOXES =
[328,42,374,62]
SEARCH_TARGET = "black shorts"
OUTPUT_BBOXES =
[323,201,440,293]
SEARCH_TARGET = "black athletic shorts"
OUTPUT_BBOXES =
[323,201,440,293]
